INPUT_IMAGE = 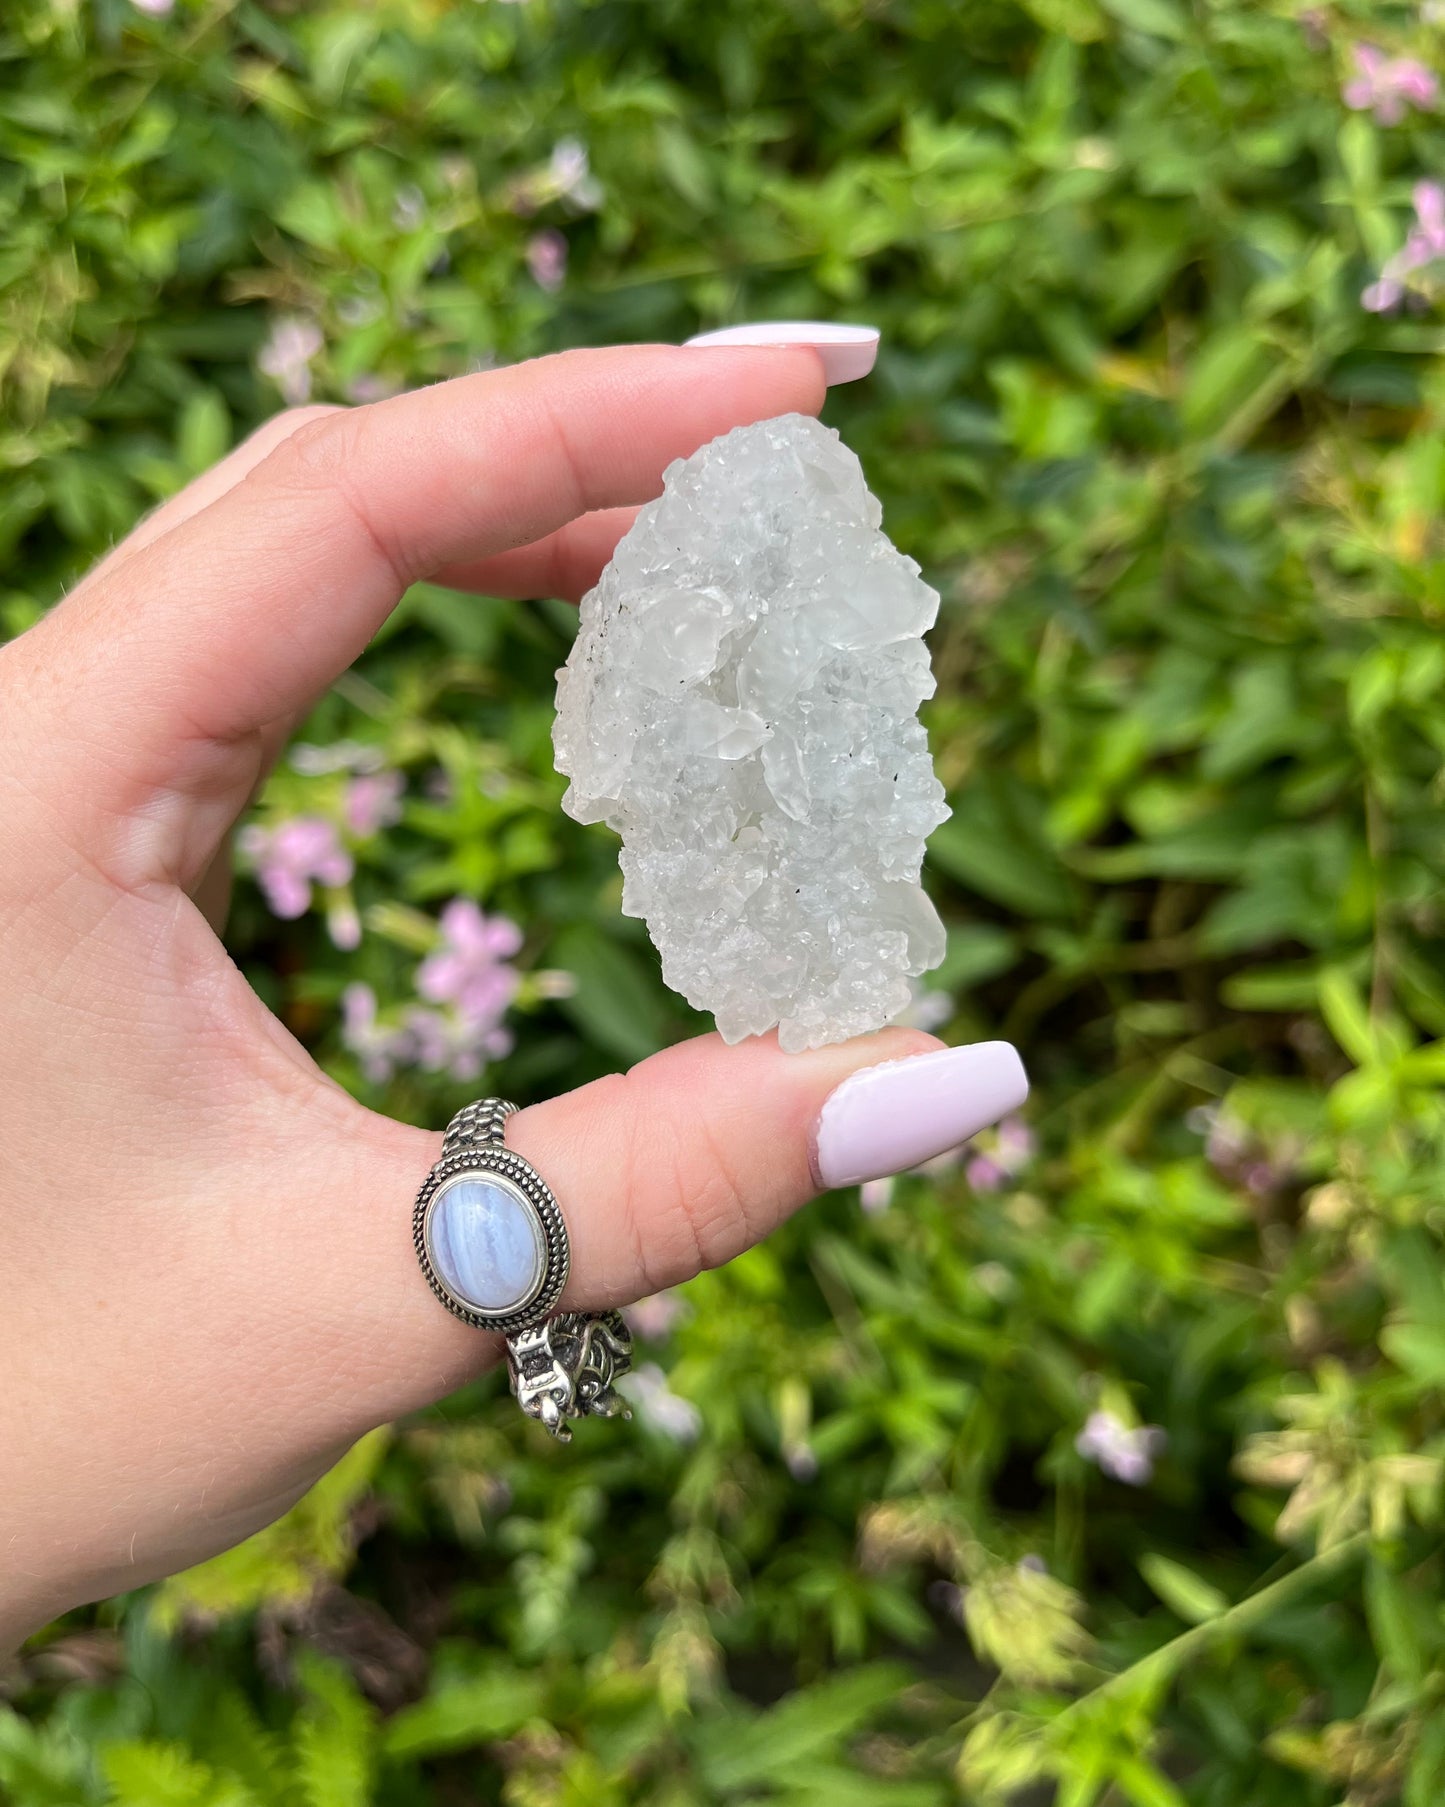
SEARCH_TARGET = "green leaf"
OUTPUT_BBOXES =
[101,1742,256,1807]
[1180,327,1274,437]
[550,921,677,1062]
[1099,0,1186,38]
[401,583,514,659]
[1221,964,1324,1012]
[1337,112,1380,195]
[1318,967,1378,1067]
[1407,1709,1445,1807]
[309,15,380,102]
[655,122,713,209]
[199,1696,288,1807]
[934,922,1018,990]
[275,182,344,252]
[693,1666,911,1790]
[382,1667,549,1759]
[1347,648,1399,734]
[773,1766,946,1806]
[1200,662,1306,784]
[1113,1754,1189,1807]
[291,1656,376,1807]
[1081,797,1270,882]
[1138,1553,1228,1625]
[1019,0,1107,42]
[0,1708,93,1806]
[177,389,231,477]
[1364,1557,1430,1688]
[1380,1322,1445,1387]
[930,777,1075,919]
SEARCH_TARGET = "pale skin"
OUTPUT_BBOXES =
[0,346,939,1650]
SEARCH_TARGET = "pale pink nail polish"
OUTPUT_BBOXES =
[684,321,880,386]
[812,1041,1029,1189]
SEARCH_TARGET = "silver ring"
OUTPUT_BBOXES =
[412,1099,568,1336]
[413,1099,632,1439]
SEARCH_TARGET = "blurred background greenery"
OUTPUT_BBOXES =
[4,0,1445,1800]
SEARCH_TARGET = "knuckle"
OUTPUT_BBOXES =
[252,409,412,591]
[237,404,344,470]
[619,1065,754,1283]
[267,406,353,481]
[680,1118,757,1270]
[594,1071,660,1294]
[270,402,343,439]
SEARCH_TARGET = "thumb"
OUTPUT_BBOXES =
[329,1028,1029,1427]
[512,1029,1030,1309]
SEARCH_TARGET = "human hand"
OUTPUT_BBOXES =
[0,345,1026,1648]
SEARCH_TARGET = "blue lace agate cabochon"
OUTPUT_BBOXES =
[426,1175,546,1313]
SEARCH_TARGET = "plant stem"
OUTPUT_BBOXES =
[1049,1533,1370,1732]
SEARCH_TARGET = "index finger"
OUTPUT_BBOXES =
[49,343,826,755]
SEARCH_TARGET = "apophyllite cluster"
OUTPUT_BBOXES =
[553,413,950,1052]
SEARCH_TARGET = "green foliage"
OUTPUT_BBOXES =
[5,0,1445,1801]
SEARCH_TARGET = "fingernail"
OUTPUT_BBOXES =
[684,321,880,386]
[812,1041,1029,1189]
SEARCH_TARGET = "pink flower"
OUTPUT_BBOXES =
[548,137,603,211]
[859,1176,895,1214]
[398,900,525,1076]
[784,1442,819,1482]
[327,897,362,952]
[344,770,404,837]
[965,1153,1007,1192]
[1344,44,1389,112]
[1415,179,1445,247]
[509,138,603,217]
[897,981,952,1032]
[1344,45,1438,123]
[1191,1101,1300,1192]
[625,1291,688,1340]
[526,228,568,292]
[341,984,411,1083]
[1363,275,1407,312]
[964,1113,1037,1193]
[1397,58,1439,106]
[1363,180,1445,311]
[290,740,386,776]
[996,1116,1037,1168]
[1076,1411,1167,1486]
[418,900,523,1019]
[620,1364,702,1443]
[129,0,175,13]
[1196,1103,1258,1177]
[238,817,353,920]
[340,986,514,1087]
[258,316,324,405]
[346,374,399,405]
[402,1004,512,1081]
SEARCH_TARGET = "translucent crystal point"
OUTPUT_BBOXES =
[553,412,951,1053]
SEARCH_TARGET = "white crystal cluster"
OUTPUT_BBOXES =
[553,412,950,1052]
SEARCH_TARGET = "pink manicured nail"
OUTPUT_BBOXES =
[684,321,880,386]
[812,1041,1029,1189]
